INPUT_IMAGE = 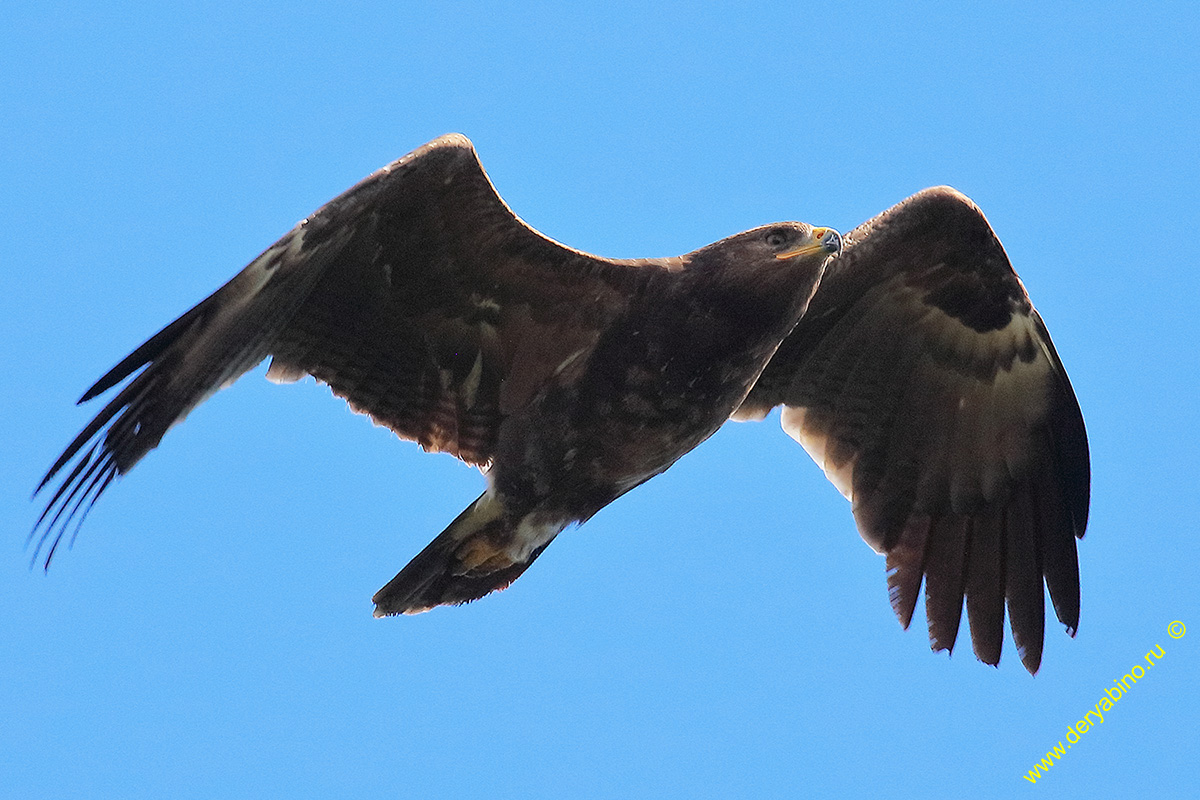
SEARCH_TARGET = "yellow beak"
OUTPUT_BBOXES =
[775,227,843,259]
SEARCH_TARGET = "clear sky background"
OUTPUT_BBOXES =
[3,2,1197,798]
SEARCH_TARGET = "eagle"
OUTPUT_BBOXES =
[33,134,1089,674]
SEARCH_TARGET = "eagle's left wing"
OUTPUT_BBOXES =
[736,187,1090,674]
[29,219,349,566]
[31,135,637,568]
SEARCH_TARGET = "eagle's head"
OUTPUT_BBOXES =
[682,221,842,322]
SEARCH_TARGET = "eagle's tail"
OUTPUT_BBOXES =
[372,492,567,617]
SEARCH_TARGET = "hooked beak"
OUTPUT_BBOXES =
[775,227,843,260]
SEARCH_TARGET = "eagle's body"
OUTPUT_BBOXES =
[34,134,1089,673]
[371,222,837,611]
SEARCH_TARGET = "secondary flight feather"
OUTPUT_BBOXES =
[33,134,1089,674]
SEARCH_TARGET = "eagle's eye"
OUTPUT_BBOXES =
[764,230,789,248]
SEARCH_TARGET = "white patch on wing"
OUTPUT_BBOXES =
[781,299,1057,514]
[729,404,771,422]
[781,406,855,501]
[240,225,306,299]
[265,358,308,384]
[930,309,1054,496]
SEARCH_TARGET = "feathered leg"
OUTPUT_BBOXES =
[372,492,568,616]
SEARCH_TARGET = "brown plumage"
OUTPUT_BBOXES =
[32,134,1088,674]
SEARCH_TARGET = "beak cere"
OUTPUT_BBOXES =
[813,227,843,256]
[775,226,844,260]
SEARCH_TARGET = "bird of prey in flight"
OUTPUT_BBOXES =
[33,134,1089,674]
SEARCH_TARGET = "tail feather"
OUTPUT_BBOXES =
[373,493,565,616]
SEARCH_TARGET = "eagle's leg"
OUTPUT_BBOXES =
[371,491,569,616]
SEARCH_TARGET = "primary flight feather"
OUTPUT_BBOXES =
[33,134,1089,674]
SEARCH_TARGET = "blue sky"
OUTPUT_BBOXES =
[2,2,1197,798]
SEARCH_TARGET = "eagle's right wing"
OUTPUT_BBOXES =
[738,187,1090,674]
